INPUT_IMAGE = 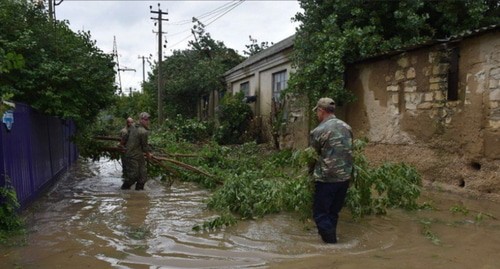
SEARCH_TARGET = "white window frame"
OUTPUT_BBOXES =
[272,70,287,101]
[240,81,250,96]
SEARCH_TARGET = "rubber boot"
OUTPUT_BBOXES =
[319,230,337,244]
[121,182,132,190]
[135,182,145,190]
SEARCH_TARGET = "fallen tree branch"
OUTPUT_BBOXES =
[100,146,125,153]
[98,146,219,184]
[94,136,121,142]
[147,157,181,177]
[155,153,199,158]
[150,155,215,179]
[153,147,199,158]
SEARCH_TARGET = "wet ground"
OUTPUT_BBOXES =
[1,159,499,269]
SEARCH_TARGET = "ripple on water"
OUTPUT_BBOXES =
[5,158,500,269]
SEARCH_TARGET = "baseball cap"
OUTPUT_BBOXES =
[139,112,150,119]
[313,97,335,111]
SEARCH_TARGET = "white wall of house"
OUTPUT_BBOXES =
[224,35,300,146]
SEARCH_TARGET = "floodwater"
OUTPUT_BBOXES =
[1,159,500,269]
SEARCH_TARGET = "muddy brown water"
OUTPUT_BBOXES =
[1,159,499,269]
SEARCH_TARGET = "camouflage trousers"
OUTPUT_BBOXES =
[122,156,147,190]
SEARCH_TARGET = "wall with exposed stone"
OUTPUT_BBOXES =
[342,30,499,193]
[345,31,499,160]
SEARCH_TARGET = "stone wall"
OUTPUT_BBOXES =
[346,31,499,161]
[344,30,499,193]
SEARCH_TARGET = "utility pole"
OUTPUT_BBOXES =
[47,0,64,21]
[113,36,136,94]
[138,55,147,85]
[48,0,53,20]
[150,3,168,123]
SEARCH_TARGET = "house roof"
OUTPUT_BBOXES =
[352,24,499,63]
[224,34,295,77]
[224,24,498,76]
[445,24,499,41]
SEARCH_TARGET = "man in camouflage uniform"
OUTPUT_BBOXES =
[119,117,135,180]
[119,117,134,147]
[121,112,152,190]
[310,97,353,243]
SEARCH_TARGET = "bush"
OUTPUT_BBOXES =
[163,114,213,143]
[346,139,422,218]
[0,179,24,243]
[214,92,254,145]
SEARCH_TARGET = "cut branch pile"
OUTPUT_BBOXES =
[149,155,214,178]
[95,136,219,183]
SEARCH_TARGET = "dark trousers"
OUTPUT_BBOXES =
[313,180,349,242]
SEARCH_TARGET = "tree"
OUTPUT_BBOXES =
[289,0,500,107]
[243,35,272,56]
[0,0,116,128]
[144,18,244,118]
[0,50,24,75]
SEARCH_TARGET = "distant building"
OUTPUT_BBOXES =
[222,35,310,148]
[223,26,499,158]
[226,26,500,192]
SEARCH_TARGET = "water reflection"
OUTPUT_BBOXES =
[0,158,499,269]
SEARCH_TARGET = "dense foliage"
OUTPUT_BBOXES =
[143,19,244,119]
[290,0,500,106]
[163,114,214,143]
[0,0,116,128]
[346,139,421,218]
[133,120,423,231]
[0,179,24,244]
[214,92,254,145]
[0,50,24,74]
[112,91,152,122]
[0,1,115,241]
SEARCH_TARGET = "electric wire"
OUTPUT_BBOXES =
[166,0,243,38]
[167,0,245,50]
[167,1,239,26]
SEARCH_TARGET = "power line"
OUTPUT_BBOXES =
[166,1,243,38]
[167,0,245,50]
[204,0,244,27]
[167,1,239,26]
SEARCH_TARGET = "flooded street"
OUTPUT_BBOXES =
[1,159,500,269]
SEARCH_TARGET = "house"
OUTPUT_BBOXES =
[343,25,500,192]
[222,25,499,192]
[344,25,499,157]
[223,35,309,149]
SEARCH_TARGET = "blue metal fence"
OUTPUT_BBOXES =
[0,103,78,208]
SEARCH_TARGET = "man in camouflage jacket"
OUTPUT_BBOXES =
[310,97,353,243]
[121,112,152,190]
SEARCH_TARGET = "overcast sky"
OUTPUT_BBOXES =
[55,0,302,93]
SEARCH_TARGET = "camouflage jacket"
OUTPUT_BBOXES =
[310,115,353,183]
[124,124,150,159]
[119,126,131,146]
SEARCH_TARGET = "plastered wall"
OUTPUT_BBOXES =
[346,31,499,159]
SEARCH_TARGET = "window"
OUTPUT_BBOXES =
[240,82,250,96]
[447,47,459,101]
[272,70,287,101]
